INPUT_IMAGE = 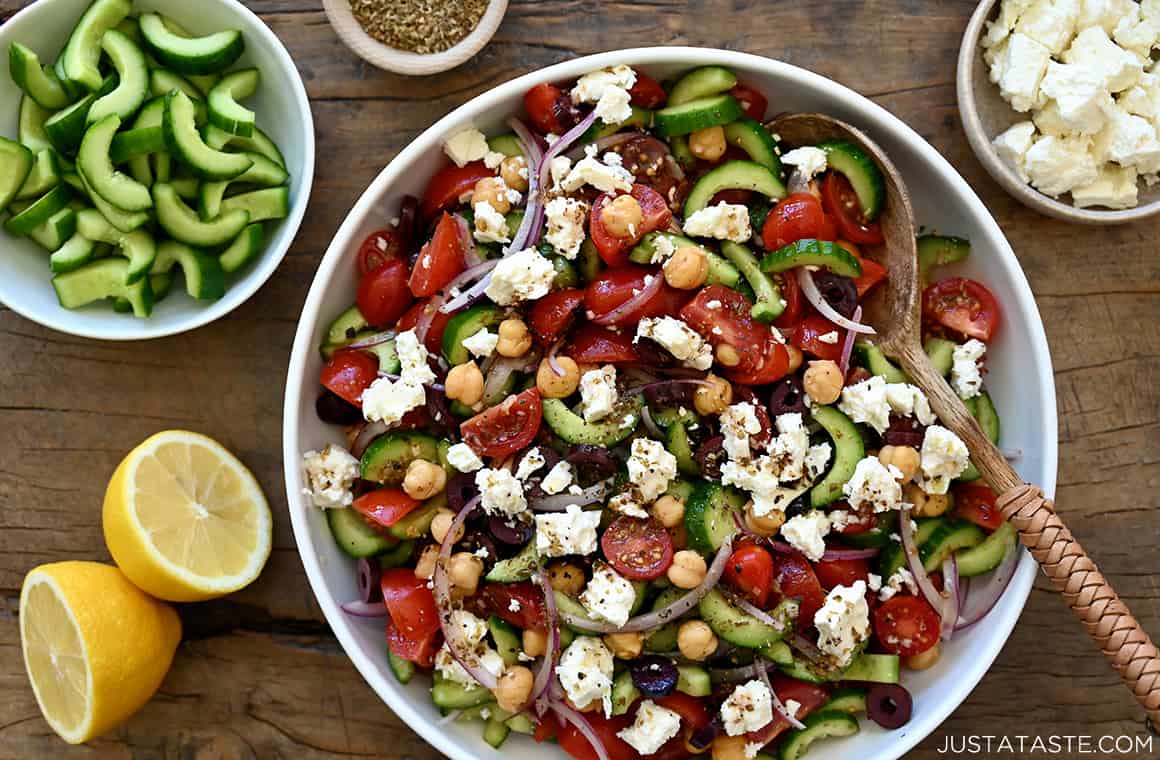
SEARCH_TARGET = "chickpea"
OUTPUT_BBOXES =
[447,551,484,597]
[879,445,921,483]
[688,125,727,161]
[711,735,750,760]
[693,373,733,416]
[604,631,645,660]
[445,362,484,406]
[667,549,708,589]
[499,155,529,192]
[651,495,685,528]
[547,560,586,596]
[430,507,463,544]
[414,543,440,579]
[785,343,803,373]
[403,459,446,500]
[677,620,718,661]
[473,176,512,214]
[803,359,844,404]
[663,245,709,290]
[906,641,941,671]
[522,628,548,658]
[536,356,581,398]
[496,318,532,358]
[906,483,951,517]
[715,344,741,368]
[493,665,535,712]
[600,194,644,239]
[744,501,786,537]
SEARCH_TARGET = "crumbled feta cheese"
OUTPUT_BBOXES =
[1080,0,1134,34]
[475,467,527,516]
[720,402,763,462]
[443,127,490,167]
[362,376,425,425]
[780,146,829,181]
[572,65,637,106]
[838,375,892,433]
[649,233,678,264]
[485,247,556,305]
[515,447,547,481]
[608,491,648,519]
[780,510,831,561]
[720,458,805,517]
[1039,61,1113,135]
[884,383,936,425]
[544,196,588,259]
[447,442,485,473]
[580,562,636,627]
[879,567,918,602]
[996,33,1053,112]
[1113,4,1160,58]
[301,445,360,509]
[627,438,679,504]
[1063,26,1143,92]
[1118,72,1160,124]
[636,316,713,370]
[920,425,971,494]
[768,412,810,482]
[1015,0,1080,54]
[483,150,507,170]
[805,443,833,480]
[867,573,883,593]
[558,636,615,715]
[435,610,507,685]
[1024,134,1100,196]
[462,327,499,358]
[474,200,511,244]
[396,329,436,385]
[721,680,774,736]
[951,339,987,399]
[683,202,753,243]
[984,0,1035,48]
[814,581,871,667]
[541,460,575,495]
[1093,105,1160,173]
[559,145,634,193]
[617,700,682,756]
[579,365,619,422]
[992,121,1038,182]
[843,456,905,513]
[536,504,601,557]
[1072,164,1139,208]
[594,85,634,125]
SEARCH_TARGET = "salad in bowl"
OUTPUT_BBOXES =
[294,58,1033,760]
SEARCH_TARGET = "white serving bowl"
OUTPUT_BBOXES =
[0,0,314,341]
[284,48,1058,760]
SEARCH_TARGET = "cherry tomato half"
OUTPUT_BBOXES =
[680,285,768,374]
[584,266,678,326]
[381,568,440,641]
[386,619,440,667]
[410,212,465,298]
[524,83,577,135]
[628,71,667,109]
[589,185,672,267]
[357,229,404,276]
[555,712,636,760]
[772,270,804,329]
[771,553,826,631]
[873,595,941,656]
[569,323,640,364]
[762,193,827,251]
[529,288,585,345]
[357,259,413,328]
[723,543,775,607]
[725,337,791,387]
[922,277,1001,342]
[730,82,769,121]
[420,161,493,218]
[320,349,378,406]
[953,482,1005,532]
[813,557,871,591]
[352,488,423,530]
[822,172,885,245]
[747,677,830,745]
[395,297,453,354]
[480,581,547,630]
[792,313,846,362]
[460,388,542,459]
[602,516,675,581]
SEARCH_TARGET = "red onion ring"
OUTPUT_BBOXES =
[821,545,879,561]
[622,378,715,397]
[536,109,600,197]
[340,600,388,617]
[438,260,500,314]
[639,406,666,439]
[758,654,805,730]
[452,212,481,268]
[591,271,662,326]
[530,481,608,511]
[507,117,545,252]
[837,305,861,375]
[438,708,464,725]
[956,533,1019,630]
[347,330,397,350]
[709,662,775,683]
[547,337,566,376]
[530,568,561,705]
[899,509,944,613]
[940,554,960,640]
[786,632,827,664]
[549,701,611,760]
[797,268,876,334]
[483,355,523,404]
[351,420,389,457]
[357,557,382,603]
[721,589,786,632]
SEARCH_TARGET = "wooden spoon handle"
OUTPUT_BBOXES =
[897,342,1160,722]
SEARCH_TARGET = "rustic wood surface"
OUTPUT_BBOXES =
[1,0,1158,757]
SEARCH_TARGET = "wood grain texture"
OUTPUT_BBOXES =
[1,0,1158,758]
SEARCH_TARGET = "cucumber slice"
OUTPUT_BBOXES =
[75,167,150,232]
[43,92,97,155]
[723,118,781,172]
[431,677,491,710]
[484,540,538,582]
[360,431,442,486]
[219,223,265,274]
[59,0,133,92]
[207,68,259,137]
[139,13,245,75]
[540,395,643,446]
[819,140,885,221]
[610,670,639,716]
[4,185,70,236]
[809,406,865,508]
[19,96,53,154]
[677,665,712,697]
[823,687,868,714]
[387,649,416,685]
[486,133,522,157]
[15,149,63,200]
[924,337,956,377]
[204,124,286,168]
[78,115,153,211]
[956,521,1016,577]
[219,186,289,222]
[441,304,504,365]
[684,159,786,215]
[586,106,652,140]
[684,482,747,553]
[668,66,738,107]
[114,15,143,46]
[0,137,35,209]
[761,239,863,277]
[86,30,148,124]
[778,710,860,760]
[28,207,77,251]
[326,505,398,558]
[654,93,744,138]
[853,341,908,384]
[150,240,225,299]
[163,90,252,180]
[109,127,166,164]
[149,68,201,100]
[153,182,249,246]
[482,716,510,749]
[52,257,153,317]
[919,520,985,572]
[387,499,440,540]
[700,589,794,648]
[8,43,72,109]
[168,176,199,200]
[720,240,784,322]
[839,511,898,549]
[488,616,522,667]
[840,653,900,684]
[50,232,96,274]
[630,231,742,287]
[323,305,370,347]
[670,134,696,168]
[958,391,1001,482]
[918,234,970,278]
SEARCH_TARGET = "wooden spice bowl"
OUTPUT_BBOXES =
[957,0,1160,224]
[323,0,509,76]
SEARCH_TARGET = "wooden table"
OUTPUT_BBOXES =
[1,1,1158,757]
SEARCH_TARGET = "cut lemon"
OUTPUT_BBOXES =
[103,430,272,602]
[20,562,181,744]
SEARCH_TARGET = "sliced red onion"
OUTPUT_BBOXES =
[530,569,561,704]
[639,406,666,439]
[348,330,397,350]
[956,540,1019,630]
[535,109,600,197]
[547,337,566,376]
[722,589,785,632]
[357,557,382,603]
[591,271,663,326]
[837,305,861,375]
[797,268,876,334]
[899,508,944,613]
[340,600,388,617]
[591,131,639,153]
[483,355,523,404]
[352,420,389,457]
[549,700,611,760]
[623,377,715,397]
[531,481,608,511]
[560,534,735,633]
[414,294,446,346]
[820,545,879,561]
[786,632,827,664]
[940,555,960,640]
[453,213,481,268]
[507,118,545,252]
[438,260,500,314]
[438,708,464,725]
[662,153,686,183]
[758,654,805,730]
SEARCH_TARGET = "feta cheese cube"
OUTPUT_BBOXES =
[780,510,831,561]
[548,155,573,189]
[879,567,918,602]
[572,65,637,106]
[362,377,425,425]
[780,146,829,181]
[843,456,905,513]
[594,85,634,126]
[814,581,871,667]
[515,447,546,481]
[447,442,485,473]
[475,467,527,516]
[768,412,810,482]
[838,375,892,434]
[986,36,1010,84]
[1063,26,1143,92]
[951,339,987,399]
[997,33,1053,112]
[817,330,840,344]
[1093,105,1160,172]
[720,401,764,462]
[579,365,619,422]
[805,442,833,480]
[536,504,601,557]
[1015,0,1079,54]
[396,329,435,385]
[558,636,615,715]
[544,196,589,259]
[720,457,805,517]
[683,202,753,243]
[884,383,936,426]
[721,680,774,736]
[474,200,510,244]
[443,127,490,167]
[608,491,649,519]
[435,610,507,686]
[1039,61,1114,135]
[1071,163,1140,207]
[1118,72,1160,125]
[920,425,971,494]
[636,316,713,370]
[617,700,682,756]
[462,327,499,358]
[559,145,635,193]
[580,562,636,627]
[301,445,360,509]
[485,247,556,305]
[627,438,679,504]
[1024,134,1100,195]
[541,460,575,495]
[993,121,1038,181]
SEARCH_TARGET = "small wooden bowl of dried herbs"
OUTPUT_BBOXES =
[323,0,508,76]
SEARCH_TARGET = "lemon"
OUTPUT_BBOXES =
[103,430,272,602]
[20,562,182,744]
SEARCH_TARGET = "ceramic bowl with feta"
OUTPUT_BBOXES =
[284,48,1056,760]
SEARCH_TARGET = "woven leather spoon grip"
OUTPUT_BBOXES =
[998,485,1160,723]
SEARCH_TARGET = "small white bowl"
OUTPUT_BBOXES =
[284,48,1058,760]
[957,0,1160,224]
[322,0,509,77]
[0,0,314,341]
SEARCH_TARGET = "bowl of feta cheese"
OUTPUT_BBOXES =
[283,48,1056,760]
[959,0,1160,222]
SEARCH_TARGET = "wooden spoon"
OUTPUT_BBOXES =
[772,113,1160,724]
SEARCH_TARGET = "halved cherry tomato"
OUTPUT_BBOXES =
[460,388,542,459]
[556,712,636,760]
[762,193,827,251]
[357,259,413,328]
[589,185,672,267]
[874,595,941,656]
[357,229,404,276]
[822,172,885,245]
[723,543,775,607]
[680,285,767,374]
[853,255,887,297]
[771,553,826,631]
[813,557,871,591]
[772,271,803,329]
[628,71,667,109]
[320,349,378,406]
[656,691,712,728]
[953,483,1005,532]
[584,265,675,326]
[409,212,465,297]
[602,516,674,581]
[792,313,846,362]
[352,488,423,530]
[480,581,547,630]
[725,337,790,386]
[730,82,768,121]
[747,677,830,745]
[386,619,440,667]
[395,297,453,354]
[524,83,577,135]
[569,323,640,364]
[382,568,440,641]
[923,277,1001,342]
[420,161,493,218]
[529,288,585,345]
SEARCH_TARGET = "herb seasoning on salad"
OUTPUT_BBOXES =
[302,63,1018,760]
[350,0,488,55]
